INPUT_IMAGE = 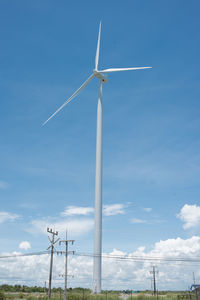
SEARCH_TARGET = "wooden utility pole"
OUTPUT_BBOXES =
[193,272,199,300]
[150,266,158,296]
[47,227,59,299]
[44,281,47,295]
[58,231,75,300]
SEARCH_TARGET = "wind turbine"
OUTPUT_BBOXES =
[43,22,151,294]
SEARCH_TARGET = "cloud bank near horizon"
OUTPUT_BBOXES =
[1,236,200,290]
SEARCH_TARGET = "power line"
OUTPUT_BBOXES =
[74,252,200,263]
[0,251,50,259]
[1,250,200,265]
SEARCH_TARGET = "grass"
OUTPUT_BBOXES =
[3,292,121,300]
[2,291,198,300]
[127,293,198,300]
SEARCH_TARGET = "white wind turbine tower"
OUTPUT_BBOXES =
[43,22,151,294]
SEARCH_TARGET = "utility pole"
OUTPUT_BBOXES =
[193,272,199,300]
[150,266,158,296]
[47,227,59,299]
[150,278,153,294]
[44,281,47,295]
[147,277,153,294]
[58,231,75,300]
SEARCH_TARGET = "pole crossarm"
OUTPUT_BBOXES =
[47,228,58,235]
[59,274,74,278]
[56,251,75,255]
[59,240,75,244]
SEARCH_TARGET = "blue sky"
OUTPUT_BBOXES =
[1,0,200,290]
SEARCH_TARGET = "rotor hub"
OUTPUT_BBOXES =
[93,70,108,83]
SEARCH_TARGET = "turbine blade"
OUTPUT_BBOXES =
[99,67,152,73]
[43,74,95,125]
[95,22,101,70]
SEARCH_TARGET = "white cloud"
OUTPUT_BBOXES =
[177,204,200,229]
[131,218,147,224]
[103,204,125,216]
[0,212,19,224]
[0,181,9,189]
[26,203,126,241]
[151,236,200,256]
[19,241,31,250]
[1,236,200,290]
[62,206,94,216]
[27,218,93,237]
[143,207,152,212]
[62,204,126,217]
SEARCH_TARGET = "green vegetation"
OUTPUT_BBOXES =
[0,291,5,300]
[0,285,198,300]
[0,285,121,300]
[127,293,198,300]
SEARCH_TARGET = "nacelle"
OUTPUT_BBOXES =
[93,70,108,83]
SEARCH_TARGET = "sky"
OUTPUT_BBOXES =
[0,0,200,291]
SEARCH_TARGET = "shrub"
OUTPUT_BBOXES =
[0,291,5,300]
